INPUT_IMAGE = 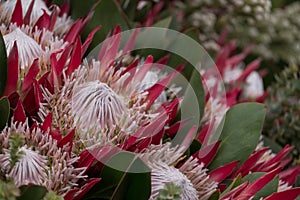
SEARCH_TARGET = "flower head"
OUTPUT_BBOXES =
[38,27,180,152]
[140,143,217,200]
[0,145,48,187]
[150,161,199,200]
[0,121,86,195]
[71,80,128,131]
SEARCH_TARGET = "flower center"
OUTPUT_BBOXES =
[71,81,127,131]
[150,162,198,200]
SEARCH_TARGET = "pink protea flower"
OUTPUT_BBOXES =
[0,119,86,195]
[140,142,218,200]
[37,26,183,153]
[0,0,71,72]
[0,0,73,35]
[0,1,94,121]
[0,145,48,187]
[1,0,50,25]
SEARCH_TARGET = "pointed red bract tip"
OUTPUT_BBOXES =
[194,141,221,167]
[21,59,39,95]
[236,168,282,200]
[65,18,83,43]
[3,42,19,97]
[209,160,239,183]
[82,26,102,55]
[35,9,51,30]
[64,178,101,200]
[11,0,23,26]
[67,37,82,76]
[14,99,26,123]
[41,112,52,132]
[24,0,35,24]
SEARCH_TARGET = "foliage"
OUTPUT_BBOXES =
[264,65,300,157]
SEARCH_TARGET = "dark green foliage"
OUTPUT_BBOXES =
[264,65,300,157]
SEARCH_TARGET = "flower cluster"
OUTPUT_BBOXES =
[0,0,299,200]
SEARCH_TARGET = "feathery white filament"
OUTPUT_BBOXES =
[0,146,48,187]
[179,157,218,199]
[150,161,198,200]
[71,81,128,131]
[140,142,185,165]
[141,143,217,200]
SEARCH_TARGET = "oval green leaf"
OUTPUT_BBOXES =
[209,103,266,170]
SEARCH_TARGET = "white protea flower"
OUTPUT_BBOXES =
[0,120,86,195]
[0,146,48,187]
[179,157,218,199]
[140,143,218,200]
[0,0,50,25]
[3,27,43,68]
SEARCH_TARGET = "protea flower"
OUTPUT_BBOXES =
[199,41,267,143]
[37,25,183,154]
[140,142,218,200]
[0,119,86,195]
[0,0,94,120]
[0,0,73,74]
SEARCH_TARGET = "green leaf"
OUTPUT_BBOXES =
[152,17,173,28]
[0,31,8,97]
[208,191,220,200]
[209,103,266,170]
[18,185,47,200]
[71,0,131,52]
[70,0,98,19]
[83,152,151,200]
[0,97,9,131]
[242,172,279,200]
